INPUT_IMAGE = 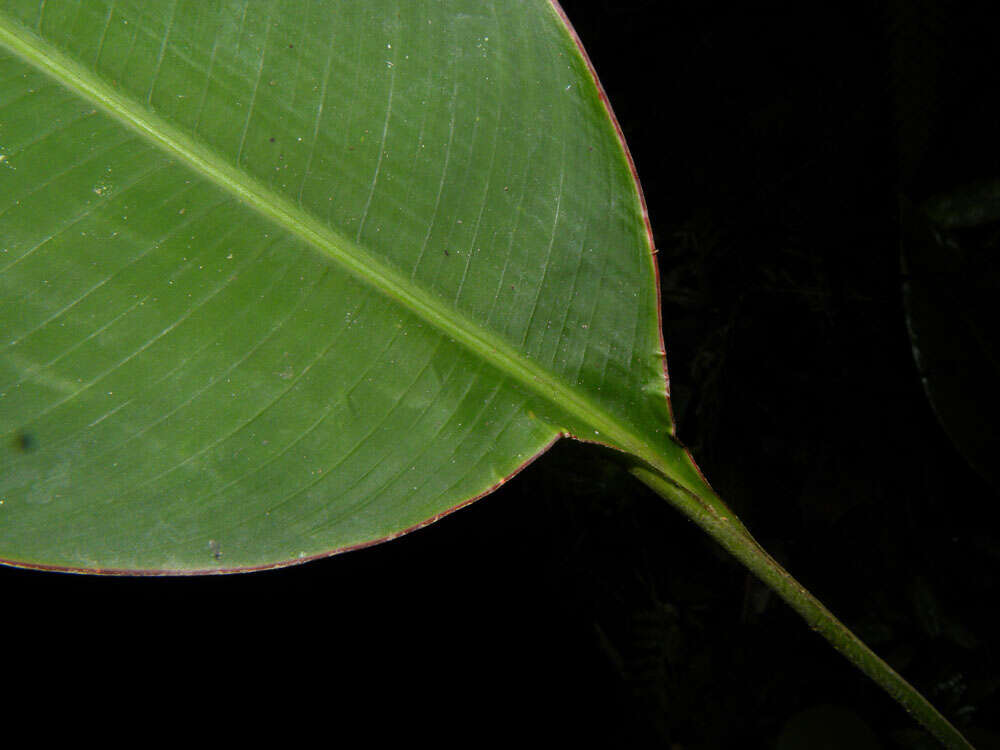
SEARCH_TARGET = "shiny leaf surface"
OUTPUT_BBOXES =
[1,1,700,572]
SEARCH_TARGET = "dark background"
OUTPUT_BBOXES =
[3,2,999,747]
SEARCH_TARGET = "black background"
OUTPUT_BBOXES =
[3,2,999,747]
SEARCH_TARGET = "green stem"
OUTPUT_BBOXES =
[629,464,974,750]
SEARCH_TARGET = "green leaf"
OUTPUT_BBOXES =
[0,8,981,745]
[0,0,705,572]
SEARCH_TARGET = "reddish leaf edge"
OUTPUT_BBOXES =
[0,433,565,576]
[549,1,713,487]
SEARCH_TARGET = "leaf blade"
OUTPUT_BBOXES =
[0,0,690,572]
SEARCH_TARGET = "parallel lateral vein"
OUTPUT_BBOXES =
[0,13,674,480]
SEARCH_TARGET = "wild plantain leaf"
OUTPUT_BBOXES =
[0,1,708,572]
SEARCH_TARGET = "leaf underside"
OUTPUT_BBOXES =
[0,0,682,572]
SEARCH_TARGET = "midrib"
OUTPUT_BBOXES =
[0,13,676,483]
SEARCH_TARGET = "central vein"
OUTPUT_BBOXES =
[0,13,686,486]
